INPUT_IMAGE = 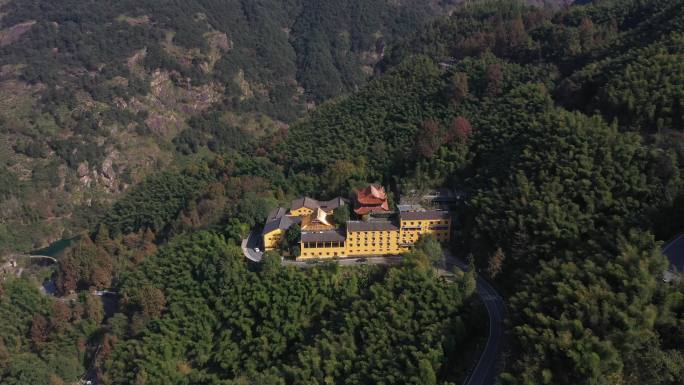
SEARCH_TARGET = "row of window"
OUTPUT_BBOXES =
[302,251,340,257]
[401,226,422,231]
[350,236,398,241]
[349,231,397,236]
[401,220,449,226]
[300,247,400,258]
[300,232,450,250]
[402,233,449,241]
[349,249,396,254]
[348,243,395,248]
[302,242,344,249]
[303,241,422,249]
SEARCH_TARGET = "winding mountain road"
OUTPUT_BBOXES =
[241,235,507,385]
[445,253,506,385]
[663,233,684,274]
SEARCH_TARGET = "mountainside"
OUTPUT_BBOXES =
[0,1,683,385]
[281,0,684,190]
[276,1,684,383]
[0,0,456,252]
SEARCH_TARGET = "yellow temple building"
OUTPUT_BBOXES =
[262,190,452,259]
[298,210,451,260]
[262,197,345,251]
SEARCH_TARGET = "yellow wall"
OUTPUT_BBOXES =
[300,241,346,259]
[345,229,404,256]
[296,217,451,260]
[290,207,314,217]
[263,229,284,251]
[399,218,451,244]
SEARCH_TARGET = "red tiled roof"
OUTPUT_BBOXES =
[354,184,390,215]
[355,184,387,205]
[354,201,389,215]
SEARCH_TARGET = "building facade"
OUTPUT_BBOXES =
[262,214,298,251]
[299,210,451,260]
[399,211,451,244]
[290,197,347,217]
[262,196,346,251]
[262,188,452,258]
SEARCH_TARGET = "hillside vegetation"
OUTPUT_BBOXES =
[277,1,684,383]
[0,0,454,252]
[0,0,683,385]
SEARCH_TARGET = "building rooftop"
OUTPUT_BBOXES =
[290,197,318,211]
[400,210,450,221]
[356,184,387,204]
[422,188,468,203]
[291,196,347,212]
[262,215,296,235]
[266,207,287,221]
[301,207,334,231]
[397,204,424,212]
[347,220,399,232]
[354,184,390,215]
[301,230,346,243]
[319,197,347,211]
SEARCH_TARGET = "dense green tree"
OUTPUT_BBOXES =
[100,230,476,384]
[0,278,92,385]
[332,205,351,227]
[4,2,684,385]
[101,171,211,237]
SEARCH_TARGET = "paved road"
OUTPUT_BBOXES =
[241,231,264,262]
[442,251,506,385]
[240,238,506,385]
[461,268,506,385]
[1,254,56,278]
[663,233,684,273]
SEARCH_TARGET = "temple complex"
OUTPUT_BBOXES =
[262,184,453,260]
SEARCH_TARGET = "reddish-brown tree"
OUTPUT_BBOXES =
[579,17,596,51]
[509,17,527,48]
[84,294,104,324]
[0,339,9,366]
[447,72,469,106]
[50,301,71,333]
[57,257,79,294]
[30,314,49,348]
[485,64,503,97]
[101,334,118,360]
[448,116,473,143]
[90,266,112,290]
[487,247,506,279]
[140,286,166,320]
[416,119,444,158]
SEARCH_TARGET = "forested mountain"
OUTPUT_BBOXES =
[0,0,457,252]
[278,0,684,383]
[1,0,683,384]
